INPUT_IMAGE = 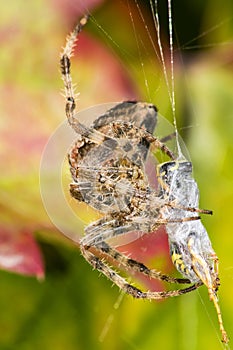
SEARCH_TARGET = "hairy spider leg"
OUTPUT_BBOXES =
[165,202,213,215]
[79,211,203,297]
[60,15,106,144]
[81,209,200,247]
[80,243,202,300]
[94,241,192,284]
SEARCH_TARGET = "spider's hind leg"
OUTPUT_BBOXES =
[80,215,200,298]
[80,242,202,300]
[96,241,191,285]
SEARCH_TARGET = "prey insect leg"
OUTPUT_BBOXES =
[187,236,229,344]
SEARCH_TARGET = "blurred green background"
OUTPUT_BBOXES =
[0,0,233,349]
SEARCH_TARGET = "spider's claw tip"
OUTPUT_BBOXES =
[80,15,89,26]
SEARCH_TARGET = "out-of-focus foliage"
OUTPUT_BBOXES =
[0,0,232,349]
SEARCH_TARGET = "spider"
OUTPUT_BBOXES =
[60,15,228,343]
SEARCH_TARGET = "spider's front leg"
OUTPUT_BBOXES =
[82,212,201,248]
[60,15,107,145]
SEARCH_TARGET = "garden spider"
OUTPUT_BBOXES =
[60,15,228,343]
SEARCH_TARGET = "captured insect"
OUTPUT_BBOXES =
[158,160,228,343]
[60,15,228,344]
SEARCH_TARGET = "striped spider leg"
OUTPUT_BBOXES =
[158,160,228,343]
[60,15,204,301]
